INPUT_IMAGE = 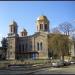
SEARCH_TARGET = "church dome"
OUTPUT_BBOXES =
[37,16,48,21]
[21,28,27,33]
[20,28,27,37]
[36,15,50,32]
[9,20,17,26]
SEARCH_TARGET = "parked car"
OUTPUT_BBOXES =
[51,60,64,67]
[70,61,75,64]
[64,61,71,66]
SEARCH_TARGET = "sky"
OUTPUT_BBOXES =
[0,1,75,45]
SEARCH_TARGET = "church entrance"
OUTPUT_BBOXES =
[16,51,38,60]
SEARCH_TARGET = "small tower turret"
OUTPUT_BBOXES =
[20,28,27,37]
[36,16,49,32]
[8,20,18,36]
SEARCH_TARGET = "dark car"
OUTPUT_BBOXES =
[64,61,71,66]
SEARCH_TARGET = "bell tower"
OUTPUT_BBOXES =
[20,28,27,37]
[8,21,18,36]
[6,21,18,60]
[36,16,49,32]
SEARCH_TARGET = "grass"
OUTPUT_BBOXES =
[0,59,51,68]
[8,59,50,64]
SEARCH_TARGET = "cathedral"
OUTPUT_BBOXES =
[6,16,50,60]
[6,15,75,61]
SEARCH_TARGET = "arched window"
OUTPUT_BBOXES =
[40,24,43,30]
[19,44,21,54]
[13,26,15,33]
[21,32,23,36]
[37,42,39,51]
[45,24,47,30]
[19,44,21,50]
[22,44,24,51]
[25,43,28,50]
[40,42,42,50]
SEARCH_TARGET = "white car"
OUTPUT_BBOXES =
[70,61,75,64]
[52,60,64,67]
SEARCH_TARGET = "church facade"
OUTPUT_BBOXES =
[6,16,50,60]
[5,15,75,61]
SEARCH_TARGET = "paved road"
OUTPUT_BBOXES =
[0,64,75,75]
[32,64,75,74]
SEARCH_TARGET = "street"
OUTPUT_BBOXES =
[0,64,75,75]
[32,64,75,74]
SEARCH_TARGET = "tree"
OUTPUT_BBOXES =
[52,27,61,34]
[48,34,71,62]
[1,37,7,48]
[59,22,73,35]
